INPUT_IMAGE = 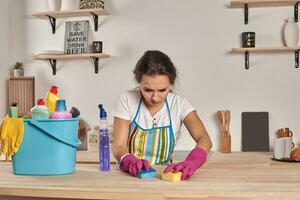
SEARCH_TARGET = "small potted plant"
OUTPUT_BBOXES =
[13,62,24,77]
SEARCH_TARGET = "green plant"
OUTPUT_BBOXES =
[14,62,24,70]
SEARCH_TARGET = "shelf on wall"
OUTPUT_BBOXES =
[230,0,300,24]
[232,46,300,52]
[32,53,110,75]
[230,0,298,8]
[231,46,300,69]
[32,8,109,34]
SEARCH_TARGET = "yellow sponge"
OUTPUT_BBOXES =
[162,171,182,182]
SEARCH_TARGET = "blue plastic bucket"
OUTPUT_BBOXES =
[12,118,81,175]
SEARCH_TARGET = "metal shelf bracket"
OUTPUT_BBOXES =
[245,51,249,69]
[295,51,299,68]
[243,2,300,24]
[295,2,299,22]
[47,15,56,34]
[92,57,99,73]
[244,4,248,24]
[243,51,299,70]
[91,12,99,31]
[48,59,57,75]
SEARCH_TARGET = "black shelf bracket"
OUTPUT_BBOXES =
[244,4,248,25]
[92,57,99,73]
[243,2,300,24]
[295,51,299,68]
[245,51,249,69]
[243,51,299,70]
[47,15,56,34]
[91,12,99,31]
[295,2,299,22]
[48,59,57,75]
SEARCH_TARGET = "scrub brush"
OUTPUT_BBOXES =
[70,107,80,118]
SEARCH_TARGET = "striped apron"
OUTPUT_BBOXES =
[128,98,175,165]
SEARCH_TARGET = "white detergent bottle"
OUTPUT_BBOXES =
[87,126,99,152]
[30,99,50,119]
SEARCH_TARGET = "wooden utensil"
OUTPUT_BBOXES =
[221,110,226,132]
[225,110,230,133]
[217,110,231,153]
[217,111,224,131]
[221,130,231,153]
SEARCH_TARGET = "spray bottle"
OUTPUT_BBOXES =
[99,105,110,171]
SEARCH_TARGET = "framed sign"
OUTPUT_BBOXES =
[64,21,89,54]
[79,0,104,9]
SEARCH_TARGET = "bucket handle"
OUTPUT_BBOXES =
[29,120,81,148]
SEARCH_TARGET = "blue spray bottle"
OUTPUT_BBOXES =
[99,104,110,171]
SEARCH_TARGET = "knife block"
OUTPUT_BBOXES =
[221,130,231,153]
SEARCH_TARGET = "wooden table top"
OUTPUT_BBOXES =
[1,152,300,200]
[76,150,191,163]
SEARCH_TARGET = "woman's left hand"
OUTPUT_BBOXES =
[163,147,207,180]
[119,153,150,176]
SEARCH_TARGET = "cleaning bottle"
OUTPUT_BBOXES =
[46,85,61,113]
[99,106,110,171]
[8,103,18,118]
[50,99,72,119]
[30,99,50,119]
[87,125,99,151]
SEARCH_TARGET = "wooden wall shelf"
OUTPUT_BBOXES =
[231,46,300,52]
[231,0,298,8]
[32,8,109,33]
[230,1,300,69]
[231,47,300,69]
[230,0,299,24]
[32,53,110,75]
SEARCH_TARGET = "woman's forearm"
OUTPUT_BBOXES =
[195,134,213,154]
[113,144,128,161]
[113,117,131,161]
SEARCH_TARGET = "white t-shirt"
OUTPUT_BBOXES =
[111,90,195,141]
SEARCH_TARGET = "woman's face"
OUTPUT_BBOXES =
[139,74,172,107]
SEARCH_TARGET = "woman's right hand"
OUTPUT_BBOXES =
[119,154,150,176]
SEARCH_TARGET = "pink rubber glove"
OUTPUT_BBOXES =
[119,154,150,176]
[164,147,207,180]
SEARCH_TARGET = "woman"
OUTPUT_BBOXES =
[112,50,212,180]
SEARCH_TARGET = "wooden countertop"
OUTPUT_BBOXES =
[76,150,190,163]
[1,152,300,200]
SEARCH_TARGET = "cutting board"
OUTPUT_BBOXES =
[242,112,269,151]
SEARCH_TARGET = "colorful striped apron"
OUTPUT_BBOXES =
[128,98,175,165]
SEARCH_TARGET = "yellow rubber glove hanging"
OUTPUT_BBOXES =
[0,117,24,161]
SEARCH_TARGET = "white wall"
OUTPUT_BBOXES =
[0,1,10,116]
[1,0,300,151]
[0,0,26,160]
